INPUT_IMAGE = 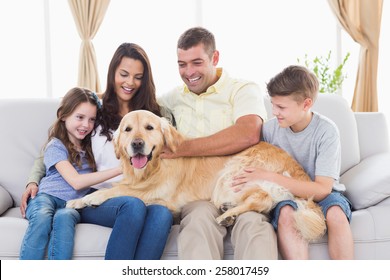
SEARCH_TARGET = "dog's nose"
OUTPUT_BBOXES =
[131,138,144,152]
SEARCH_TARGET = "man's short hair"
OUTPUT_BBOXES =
[177,27,216,58]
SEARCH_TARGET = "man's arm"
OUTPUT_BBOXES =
[161,114,262,158]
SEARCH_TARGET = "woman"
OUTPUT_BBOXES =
[20,43,173,260]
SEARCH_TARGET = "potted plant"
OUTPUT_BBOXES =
[297,51,350,94]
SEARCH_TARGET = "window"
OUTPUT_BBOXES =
[0,0,46,98]
[1,0,388,123]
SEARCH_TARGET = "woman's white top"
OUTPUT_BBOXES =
[91,125,123,189]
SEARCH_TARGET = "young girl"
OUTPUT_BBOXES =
[19,87,122,260]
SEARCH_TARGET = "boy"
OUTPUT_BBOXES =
[233,65,353,259]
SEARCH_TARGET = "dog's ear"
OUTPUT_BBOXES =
[113,126,121,159]
[161,117,183,152]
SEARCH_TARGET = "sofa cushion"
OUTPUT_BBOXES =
[312,94,360,174]
[0,214,112,260]
[341,152,390,210]
[0,99,59,205]
[355,112,390,159]
[0,186,13,215]
[0,217,28,259]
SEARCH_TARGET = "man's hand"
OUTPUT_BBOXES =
[160,146,180,159]
[20,183,38,218]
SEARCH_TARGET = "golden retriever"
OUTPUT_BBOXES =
[67,110,326,241]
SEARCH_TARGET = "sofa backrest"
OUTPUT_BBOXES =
[263,94,361,175]
[0,95,364,206]
[312,94,361,174]
[0,98,60,206]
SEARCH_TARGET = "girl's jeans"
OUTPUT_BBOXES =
[19,193,80,260]
[80,196,173,260]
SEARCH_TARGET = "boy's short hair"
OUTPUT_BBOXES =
[266,65,319,103]
[177,27,216,59]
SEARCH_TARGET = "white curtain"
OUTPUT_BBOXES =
[68,0,110,93]
[328,0,383,112]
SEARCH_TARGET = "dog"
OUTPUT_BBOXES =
[67,110,326,242]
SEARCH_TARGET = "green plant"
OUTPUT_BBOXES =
[297,51,350,94]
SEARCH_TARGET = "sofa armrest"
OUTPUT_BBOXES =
[355,112,389,159]
[341,152,390,210]
[0,185,13,215]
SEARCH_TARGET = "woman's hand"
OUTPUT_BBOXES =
[20,183,39,218]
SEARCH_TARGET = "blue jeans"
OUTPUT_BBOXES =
[271,191,352,230]
[20,193,80,260]
[80,196,173,260]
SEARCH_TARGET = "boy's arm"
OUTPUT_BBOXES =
[267,173,334,201]
[233,167,333,201]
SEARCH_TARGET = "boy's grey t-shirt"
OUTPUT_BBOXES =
[262,112,345,192]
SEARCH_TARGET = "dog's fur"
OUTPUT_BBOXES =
[67,110,326,241]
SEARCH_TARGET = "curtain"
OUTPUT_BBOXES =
[327,0,383,112]
[68,0,110,93]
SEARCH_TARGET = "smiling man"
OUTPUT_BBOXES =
[158,27,277,260]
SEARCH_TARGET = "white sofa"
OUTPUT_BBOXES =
[1,94,390,260]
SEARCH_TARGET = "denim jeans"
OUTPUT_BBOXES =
[80,196,173,260]
[20,193,80,260]
[271,191,352,230]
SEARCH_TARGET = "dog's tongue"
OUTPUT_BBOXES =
[131,154,148,169]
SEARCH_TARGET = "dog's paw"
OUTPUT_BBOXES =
[66,198,87,209]
[216,214,237,227]
[81,192,107,207]
[219,202,235,213]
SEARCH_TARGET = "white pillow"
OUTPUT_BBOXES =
[0,186,13,215]
[341,152,390,210]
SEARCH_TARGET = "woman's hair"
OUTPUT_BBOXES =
[266,65,319,103]
[47,87,101,170]
[100,43,161,141]
[177,27,216,59]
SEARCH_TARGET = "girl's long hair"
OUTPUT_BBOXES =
[47,87,101,170]
[100,43,162,141]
